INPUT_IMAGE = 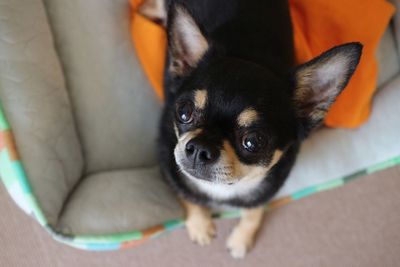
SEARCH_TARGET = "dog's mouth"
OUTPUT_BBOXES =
[173,129,241,184]
[177,160,239,185]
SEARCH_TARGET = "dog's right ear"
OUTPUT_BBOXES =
[169,6,209,77]
[138,0,167,26]
[293,42,363,138]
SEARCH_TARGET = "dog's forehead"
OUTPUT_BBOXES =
[237,108,259,127]
[188,87,263,126]
[193,89,208,109]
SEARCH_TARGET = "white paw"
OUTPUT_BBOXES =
[226,226,254,259]
[186,216,216,246]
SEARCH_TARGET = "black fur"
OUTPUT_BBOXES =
[158,0,362,208]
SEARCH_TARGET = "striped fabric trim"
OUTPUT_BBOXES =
[1,104,400,251]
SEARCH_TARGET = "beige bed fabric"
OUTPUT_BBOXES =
[0,0,83,225]
[43,0,162,174]
[57,167,182,235]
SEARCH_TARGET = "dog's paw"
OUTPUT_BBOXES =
[186,215,216,246]
[226,226,254,259]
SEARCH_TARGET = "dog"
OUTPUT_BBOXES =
[140,0,362,258]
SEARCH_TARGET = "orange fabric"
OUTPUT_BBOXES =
[131,0,166,100]
[291,0,395,127]
[130,0,395,128]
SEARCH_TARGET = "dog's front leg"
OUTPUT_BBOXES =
[226,206,265,259]
[181,199,216,246]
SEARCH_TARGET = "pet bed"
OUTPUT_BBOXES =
[0,0,399,251]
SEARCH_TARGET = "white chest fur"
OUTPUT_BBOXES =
[183,170,265,200]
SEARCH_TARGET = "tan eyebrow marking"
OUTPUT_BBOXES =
[237,108,259,127]
[194,89,207,109]
[270,149,283,167]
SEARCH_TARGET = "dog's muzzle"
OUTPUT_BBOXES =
[185,138,220,165]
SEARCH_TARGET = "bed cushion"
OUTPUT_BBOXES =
[0,0,399,250]
[44,0,162,174]
[0,0,83,225]
[57,167,182,235]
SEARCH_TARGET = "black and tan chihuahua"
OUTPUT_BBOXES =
[140,0,362,258]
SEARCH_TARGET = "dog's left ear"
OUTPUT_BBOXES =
[294,42,363,138]
[168,6,209,77]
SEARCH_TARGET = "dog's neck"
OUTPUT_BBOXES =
[182,170,266,202]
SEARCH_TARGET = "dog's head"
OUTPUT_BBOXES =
[169,6,362,184]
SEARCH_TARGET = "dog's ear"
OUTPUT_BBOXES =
[138,0,167,25]
[169,6,209,77]
[293,42,363,138]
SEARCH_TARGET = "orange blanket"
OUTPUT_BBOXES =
[130,0,394,128]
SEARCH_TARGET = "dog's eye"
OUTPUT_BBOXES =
[176,101,194,124]
[242,132,266,152]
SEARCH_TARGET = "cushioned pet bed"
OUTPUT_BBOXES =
[0,0,399,251]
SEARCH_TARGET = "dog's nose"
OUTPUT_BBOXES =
[185,139,219,164]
